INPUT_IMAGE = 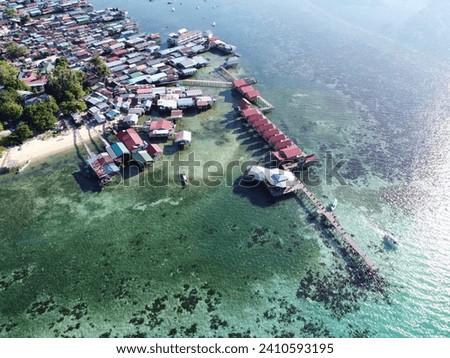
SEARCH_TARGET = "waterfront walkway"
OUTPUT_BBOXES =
[295,182,377,272]
[180,79,232,88]
[256,96,274,113]
[74,129,94,158]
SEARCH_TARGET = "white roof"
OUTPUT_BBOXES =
[157,99,177,109]
[124,113,139,124]
[247,165,296,189]
[175,130,192,143]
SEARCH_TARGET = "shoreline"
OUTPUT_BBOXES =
[2,124,103,169]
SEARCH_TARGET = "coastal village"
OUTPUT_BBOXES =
[0,0,380,277]
[0,0,238,179]
[0,0,314,189]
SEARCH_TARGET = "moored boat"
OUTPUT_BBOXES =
[383,232,399,248]
[179,173,188,188]
[328,198,337,211]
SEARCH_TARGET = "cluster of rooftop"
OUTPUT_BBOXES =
[0,0,235,111]
[236,97,317,171]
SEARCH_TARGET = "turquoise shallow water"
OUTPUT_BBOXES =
[1,0,449,337]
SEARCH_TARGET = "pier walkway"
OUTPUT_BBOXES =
[180,79,232,88]
[218,66,238,81]
[294,182,377,272]
[256,96,274,113]
[74,129,94,158]
[88,125,110,147]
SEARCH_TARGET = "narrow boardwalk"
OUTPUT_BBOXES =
[88,125,110,147]
[180,79,232,88]
[256,96,274,112]
[218,66,238,81]
[74,129,94,157]
[295,182,377,272]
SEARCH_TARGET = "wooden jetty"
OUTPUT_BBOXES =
[88,125,110,147]
[218,66,238,81]
[180,79,232,88]
[74,129,94,157]
[256,96,274,113]
[295,181,377,272]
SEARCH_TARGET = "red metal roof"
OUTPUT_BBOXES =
[272,151,285,162]
[251,119,268,129]
[149,120,173,131]
[233,79,247,88]
[146,143,163,156]
[246,90,260,100]
[170,109,183,118]
[247,113,265,124]
[241,108,261,118]
[137,88,152,94]
[274,140,294,151]
[114,49,127,56]
[239,85,254,95]
[239,98,252,110]
[253,119,271,130]
[304,153,317,164]
[116,128,145,152]
[76,49,89,57]
[257,123,275,134]
[269,134,287,146]
[262,128,280,139]
[281,145,304,159]
[88,153,115,179]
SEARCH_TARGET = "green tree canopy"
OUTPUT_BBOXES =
[0,60,19,87]
[0,102,23,124]
[61,99,87,115]
[5,42,28,59]
[0,145,6,158]
[20,14,30,25]
[45,64,86,104]
[89,56,111,78]
[4,8,17,18]
[0,122,4,132]
[1,133,20,146]
[15,122,33,142]
[0,61,28,90]
[22,98,59,133]
[55,57,69,69]
[0,89,21,105]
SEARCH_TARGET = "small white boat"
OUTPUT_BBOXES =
[179,173,188,188]
[171,7,175,12]
[383,232,399,248]
[17,160,31,174]
[328,198,337,211]
[212,21,216,27]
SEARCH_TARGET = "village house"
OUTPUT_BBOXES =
[116,128,147,153]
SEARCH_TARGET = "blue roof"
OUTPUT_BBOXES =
[104,163,120,175]
[112,142,130,156]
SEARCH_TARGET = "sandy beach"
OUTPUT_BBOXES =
[1,124,103,168]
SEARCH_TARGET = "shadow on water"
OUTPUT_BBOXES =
[121,163,142,180]
[72,164,102,193]
[232,176,274,208]
[87,126,104,153]
[71,130,102,193]
[234,128,251,138]
[163,142,181,155]
[220,89,236,105]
